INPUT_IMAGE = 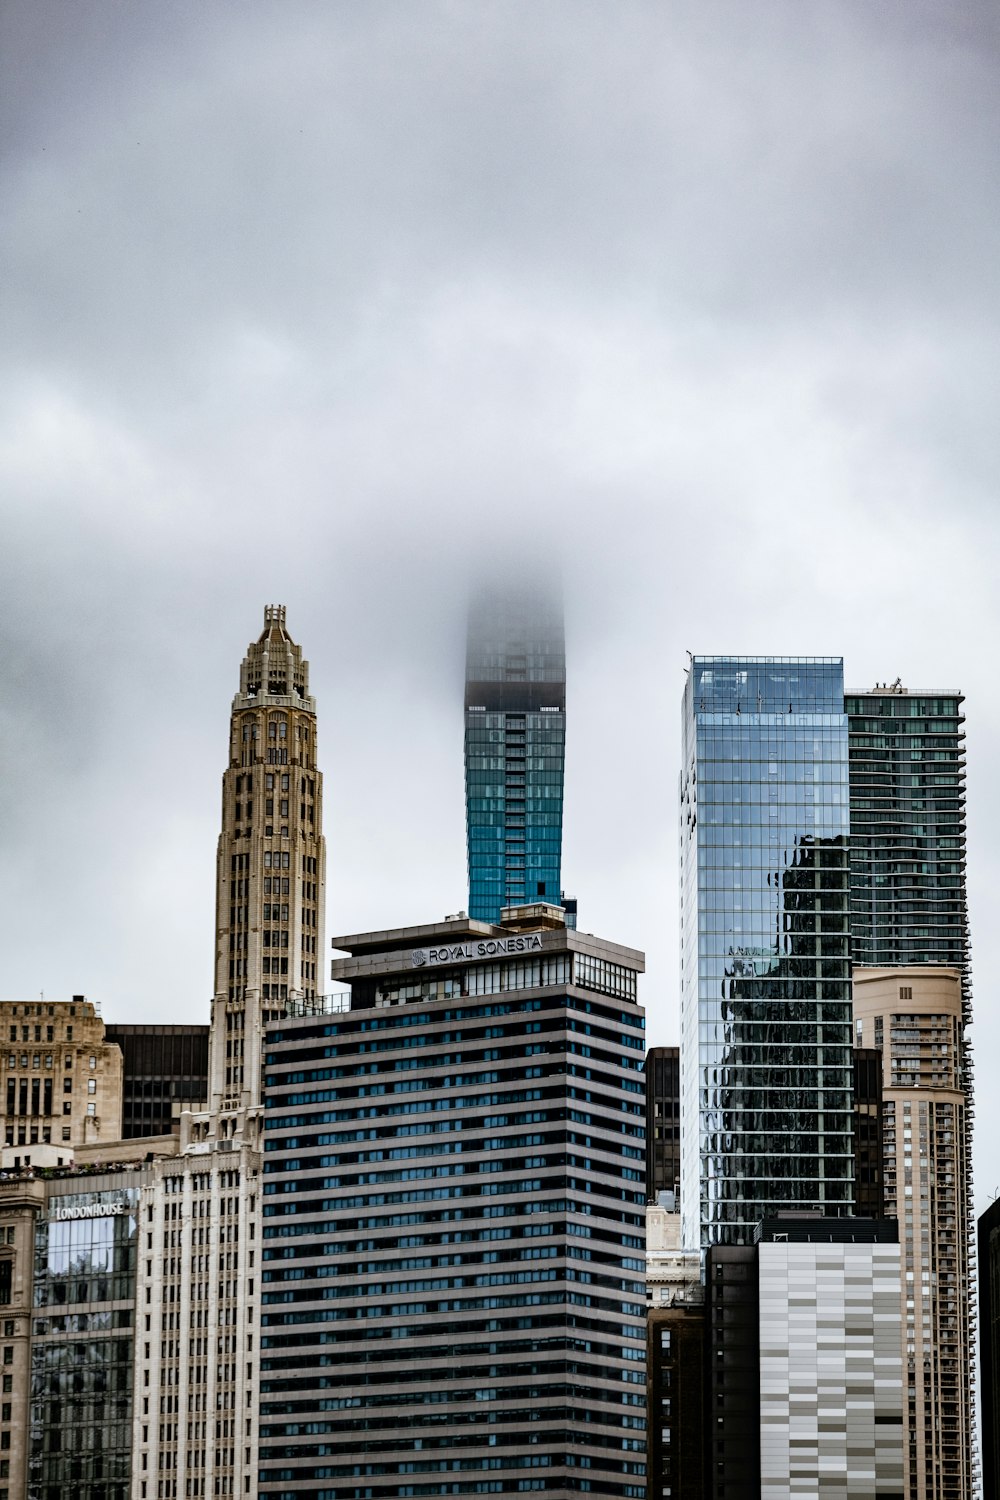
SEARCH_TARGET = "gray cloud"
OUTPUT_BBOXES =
[1,0,998,1212]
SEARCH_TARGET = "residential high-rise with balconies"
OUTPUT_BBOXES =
[847,683,975,1499]
[854,967,972,1498]
[464,588,566,924]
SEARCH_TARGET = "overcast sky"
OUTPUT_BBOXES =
[2,0,998,1207]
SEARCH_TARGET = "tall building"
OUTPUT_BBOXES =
[132,1152,260,1500]
[464,588,566,924]
[211,603,326,1114]
[132,606,326,1500]
[103,1024,209,1138]
[847,682,975,1499]
[644,1046,681,1202]
[846,684,969,996]
[258,906,648,1498]
[679,657,855,1250]
[0,997,123,1166]
[854,968,973,1500]
[978,1197,1000,1500]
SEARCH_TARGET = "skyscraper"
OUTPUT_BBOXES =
[132,606,326,1500]
[854,967,972,1499]
[259,906,648,1498]
[847,683,975,1499]
[846,684,969,988]
[210,603,326,1114]
[464,588,566,924]
[679,657,855,1250]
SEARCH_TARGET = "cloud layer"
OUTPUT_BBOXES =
[2,0,998,1208]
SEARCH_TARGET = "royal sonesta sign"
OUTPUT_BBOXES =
[411,933,545,968]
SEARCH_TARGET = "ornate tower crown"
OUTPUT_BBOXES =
[236,604,315,712]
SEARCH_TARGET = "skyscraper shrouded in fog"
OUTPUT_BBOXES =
[679,657,855,1250]
[464,587,566,924]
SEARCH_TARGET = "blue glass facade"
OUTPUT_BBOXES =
[464,592,565,924]
[257,920,647,1497]
[679,658,855,1249]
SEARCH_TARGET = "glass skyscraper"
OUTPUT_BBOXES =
[846,684,971,1043]
[464,589,566,924]
[679,657,855,1249]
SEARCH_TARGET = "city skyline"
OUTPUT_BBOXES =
[2,6,996,1495]
[0,603,997,1217]
[2,4,999,1231]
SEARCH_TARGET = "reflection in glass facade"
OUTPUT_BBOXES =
[29,1188,138,1500]
[846,688,971,1052]
[464,589,566,923]
[680,658,854,1249]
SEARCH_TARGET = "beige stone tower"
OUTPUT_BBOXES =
[131,608,326,1500]
[854,966,973,1500]
[209,604,326,1114]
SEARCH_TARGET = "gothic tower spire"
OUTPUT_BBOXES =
[209,605,326,1114]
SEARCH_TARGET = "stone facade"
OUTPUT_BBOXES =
[0,996,123,1167]
[131,1149,260,1500]
[132,607,325,1500]
[0,1176,45,1500]
[210,604,326,1121]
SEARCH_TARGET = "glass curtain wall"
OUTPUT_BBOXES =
[680,658,854,1248]
[464,589,566,923]
[29,1190,138,1500]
